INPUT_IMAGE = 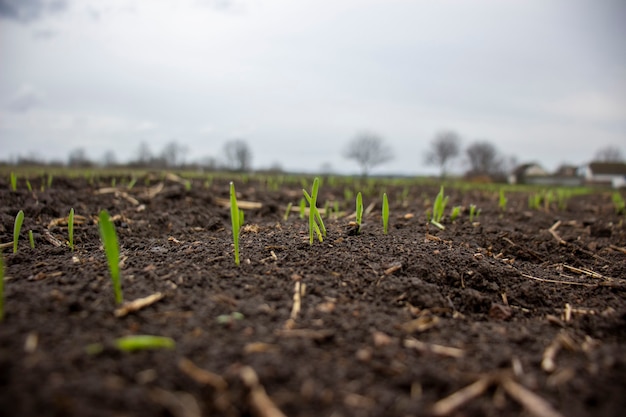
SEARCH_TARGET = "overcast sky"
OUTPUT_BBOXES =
[1,0,625,175]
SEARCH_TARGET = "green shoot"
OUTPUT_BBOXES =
[217,311,245,325]
[47,173,53,188]
[299,198,306,219]
[28,230,35,249]
[26,180,32,192]
[450,206,462,222]
[382,192,389,235]
[303,177,326,244]
[528,193,542,210]
[111,177,116,188]
[114,335,175,352]
[127,177,137,190]
[283,202,293,221]
[431,186,448,230]
[86,335,176,355]
[498,189,508,212]
[184,180,192,191]
[0,255,4,321]
[13,210,24,253]
[355,192,363,233]
[612,192,625,215]
[10,172,17,191]
[98,210,123,304]
[68,208,75,251]
[230,182,244,266]
[469,205,481,222]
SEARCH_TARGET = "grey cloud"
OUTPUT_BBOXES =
[0,0,67,23]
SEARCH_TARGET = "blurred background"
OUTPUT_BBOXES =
[1,0,625,177]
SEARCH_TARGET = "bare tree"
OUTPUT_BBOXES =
[101,150,117,167]
[135,141,153,167]
[465,141,503,176]
[343,132,393,177]
[223,139,252,172]
[68,148,93,167]
[594,145,624,162]
[424,130,461,177]
[161,141,188,168]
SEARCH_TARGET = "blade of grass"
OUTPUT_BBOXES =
[382,192,389,234]
[355,192,363,233]
[114,335,175,352]
[13,210,24,253]
[28,230,35,249]
[98,210,123,304]
[230,182,241,266]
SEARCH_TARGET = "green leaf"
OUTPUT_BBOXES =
[13,210,24,254]
[98,210,122,304]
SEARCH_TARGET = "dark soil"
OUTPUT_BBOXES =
[1,175,625,417]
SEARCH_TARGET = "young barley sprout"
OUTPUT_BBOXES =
[283,202,293,221]
[499,189,508,212]
[10,172,17,191]
[469,204,478,222]
[355,192,363,233]
[431,186,448,230]
[98,210,123,304]
[13,210,24,254]
[382,192,389,235]
[114,335,175,352]
[230,182,243,266]
[28,230,35,249]
[450,206,461,222]
[303,177,326,244]
[68,208,75,251]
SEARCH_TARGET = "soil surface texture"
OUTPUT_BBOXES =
[1,175,625,417]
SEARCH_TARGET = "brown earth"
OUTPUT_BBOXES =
[0,174,625,417]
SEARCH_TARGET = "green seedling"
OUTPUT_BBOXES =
[303,177,327,244]
[299,198,306,219]
[111,177,116,188]
[86,335,176,355]
[355,192,363,233]
[612,192,625,215]
[184,180,192,191]
[528,193,542,210]
[10,172,17,191]
[382,192,389,234]
[26,180,32,192]
[114,335,175,352]
[450,205,462,222]
[47,174,53,188]
[68,208,75,251]
[283,202,293,221]
[0,255,4,321]
[217,311,244,326]
[556,189,569,211]
[28,230,35,249]
[430,186,448,230]
[230,182,244,266]
[498,189,508,212]
[127,177,137,190]
[13,210,24,253]
[98,210,123,304]
[469,204,480,223]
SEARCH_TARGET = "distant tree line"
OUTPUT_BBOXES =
[4,131,623,179]
[5,139,256,173]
